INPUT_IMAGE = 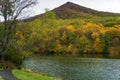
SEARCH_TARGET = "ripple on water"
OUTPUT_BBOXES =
[23,57,120,80]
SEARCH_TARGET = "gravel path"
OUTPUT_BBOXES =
[0,70,19,80]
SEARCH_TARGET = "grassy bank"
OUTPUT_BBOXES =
[12,69,57,80]
[0,76,3,80]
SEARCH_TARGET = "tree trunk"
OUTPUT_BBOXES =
[1,19,8,61]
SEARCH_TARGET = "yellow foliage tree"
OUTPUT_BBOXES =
[94,38,105,53]
[91,32,100,39]
[82,23,101,33]
[67,44,73,53]
[66,25,75,31]
[61,31,67,44]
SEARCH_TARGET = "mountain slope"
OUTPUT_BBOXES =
[53,2,120,19]
[25,2,120,21]
[52,2,98,19]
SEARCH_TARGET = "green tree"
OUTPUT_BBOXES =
[102,32,111,56]
[78,35,90,55]
[44,8,56,19]
[0,0,37,63]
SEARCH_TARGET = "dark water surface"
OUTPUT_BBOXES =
[22,56,120,80]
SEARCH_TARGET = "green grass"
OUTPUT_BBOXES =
[12,69,57,80]
[0,76,3,80]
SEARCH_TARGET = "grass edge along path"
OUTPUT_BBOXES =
[12,69,60,80]
[0,76,3,80]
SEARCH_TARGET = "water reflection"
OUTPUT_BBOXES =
[23,57,120,80]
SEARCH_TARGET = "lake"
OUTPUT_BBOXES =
[22,56,120,80]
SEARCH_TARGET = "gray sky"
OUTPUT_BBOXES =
[31,0,120,16]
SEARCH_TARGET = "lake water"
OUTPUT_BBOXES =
[22,56,120,80]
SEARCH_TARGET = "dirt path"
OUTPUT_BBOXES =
[0,70,19,80]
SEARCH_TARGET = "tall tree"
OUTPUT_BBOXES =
[44,8,56,19]
[78,35,90,55]
[0,0,37,61]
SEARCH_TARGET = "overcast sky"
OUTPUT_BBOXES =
[31,0,120,16]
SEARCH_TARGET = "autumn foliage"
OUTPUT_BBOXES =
[11,19,120,58]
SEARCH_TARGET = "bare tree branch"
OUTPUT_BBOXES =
[0,0,37,61]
